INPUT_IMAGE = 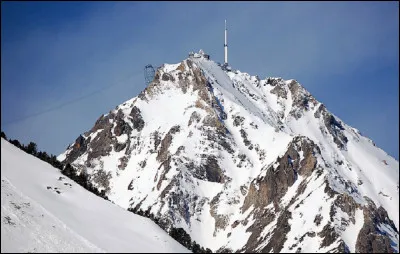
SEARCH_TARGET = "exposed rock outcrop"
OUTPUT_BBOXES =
[130,106,145,132]
[314,104,348,149]
[356,198,398,253]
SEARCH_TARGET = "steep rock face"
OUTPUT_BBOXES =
[314,104,348,150]
[64,134,90,165]
[130,106,145,132]
[356,198,398,253]
[242,136,319,213]
[58,53,399,253]
[237,136,320,253]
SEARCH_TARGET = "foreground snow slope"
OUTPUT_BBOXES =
[1,138,189,253]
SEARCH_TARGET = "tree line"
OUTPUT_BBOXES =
[128,206,212,253]
[1,131,63,170]
[1,131,109,201]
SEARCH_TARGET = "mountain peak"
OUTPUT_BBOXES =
[58,55,399,253]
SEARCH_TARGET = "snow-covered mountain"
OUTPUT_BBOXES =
[1,138,189,253]
[58,50,399,253]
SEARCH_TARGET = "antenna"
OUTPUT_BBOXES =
[224,19,228,65]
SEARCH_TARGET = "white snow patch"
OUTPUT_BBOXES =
[341,208,364,253]
[1,138,189,253]
[116,134,128,144]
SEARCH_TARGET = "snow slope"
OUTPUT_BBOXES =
[1,138,189,253]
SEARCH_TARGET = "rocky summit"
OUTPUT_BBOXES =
[58,50,399,253]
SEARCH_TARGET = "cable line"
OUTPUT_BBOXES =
[3,70,142,126]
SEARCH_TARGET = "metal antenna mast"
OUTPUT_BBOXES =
[224,20,228,65]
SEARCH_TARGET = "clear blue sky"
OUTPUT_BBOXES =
[1,2,399,160]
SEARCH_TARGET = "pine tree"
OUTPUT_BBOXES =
[63,163,75,178]
[191,241,202,253]
[26,142,38,155]
[169,228,192,249]
[10,139,22,148]
[37,151,44,160]
[42,151,49,162]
